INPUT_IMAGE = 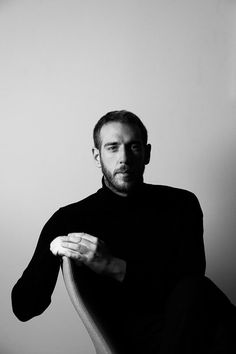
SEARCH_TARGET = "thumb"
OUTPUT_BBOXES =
[50,236,66,256]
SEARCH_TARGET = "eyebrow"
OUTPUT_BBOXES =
[103,140,142,148]
[104,142,119,148]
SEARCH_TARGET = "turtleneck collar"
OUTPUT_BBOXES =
[98,177,146,203]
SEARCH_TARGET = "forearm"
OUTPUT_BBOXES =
[84,255,127,282]
[11,249,60,321]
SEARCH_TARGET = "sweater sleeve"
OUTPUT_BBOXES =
[11,209,64,322]
[172,192,206,277]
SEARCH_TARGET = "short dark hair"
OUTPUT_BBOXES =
[93,110,148,149]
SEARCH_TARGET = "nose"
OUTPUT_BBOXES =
[118,145,130,164]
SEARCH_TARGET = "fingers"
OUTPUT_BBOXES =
[64,233,97,253]
[61,241,94,255]
[50,236,87,260]
[62,239,96,253]
[67,232,98,244]
[58,248,86,261]
[50,233,99,262]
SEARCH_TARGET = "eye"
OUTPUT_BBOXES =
[106,145,118,152]
[131,143,141,151]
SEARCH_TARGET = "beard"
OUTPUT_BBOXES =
[100,160,144,195]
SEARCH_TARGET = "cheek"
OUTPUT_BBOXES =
[102,153,117,167]
[133,155,145,167]
[101,156,116,173]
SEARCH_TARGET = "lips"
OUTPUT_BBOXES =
[115,169,132,175]
[115,169,134,181]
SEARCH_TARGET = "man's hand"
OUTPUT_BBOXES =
[50,232,126,282]
[50,232,101,262]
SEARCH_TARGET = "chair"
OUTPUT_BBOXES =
[61,256,120,354]
[62,256,236,353]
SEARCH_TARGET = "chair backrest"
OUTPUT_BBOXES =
[61,256,119,354]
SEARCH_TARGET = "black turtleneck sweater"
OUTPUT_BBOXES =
[11,182,205,324]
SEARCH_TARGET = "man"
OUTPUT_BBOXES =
[12,110,235,353]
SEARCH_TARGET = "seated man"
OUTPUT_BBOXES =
[12,110,235,353]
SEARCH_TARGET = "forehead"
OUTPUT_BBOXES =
[99,122,142,145]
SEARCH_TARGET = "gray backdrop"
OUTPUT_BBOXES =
[1,1,236,353]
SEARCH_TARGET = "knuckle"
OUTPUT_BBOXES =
[78,244,87,254]
[75,253,83,261]
[91,243,96,252]
[66,250,74,258]
[67,234,72,241]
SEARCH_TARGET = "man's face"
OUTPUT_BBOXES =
[93,122,151,196]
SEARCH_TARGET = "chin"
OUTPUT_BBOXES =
[116,179,137,193]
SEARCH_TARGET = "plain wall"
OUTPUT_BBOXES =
[1,0,236,353]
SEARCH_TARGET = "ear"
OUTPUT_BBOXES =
[144,144,151,165]
[92,147,101,168]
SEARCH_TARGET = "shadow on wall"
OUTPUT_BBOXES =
[205,141,236,304]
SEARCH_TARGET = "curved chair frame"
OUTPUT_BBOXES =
[61,256,119,354]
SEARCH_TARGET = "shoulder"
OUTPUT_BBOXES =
[57,190,101,216]
[41,191,100,231]
[143,183,202,213]
[39,190,102,238]
[144,183,197,198]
